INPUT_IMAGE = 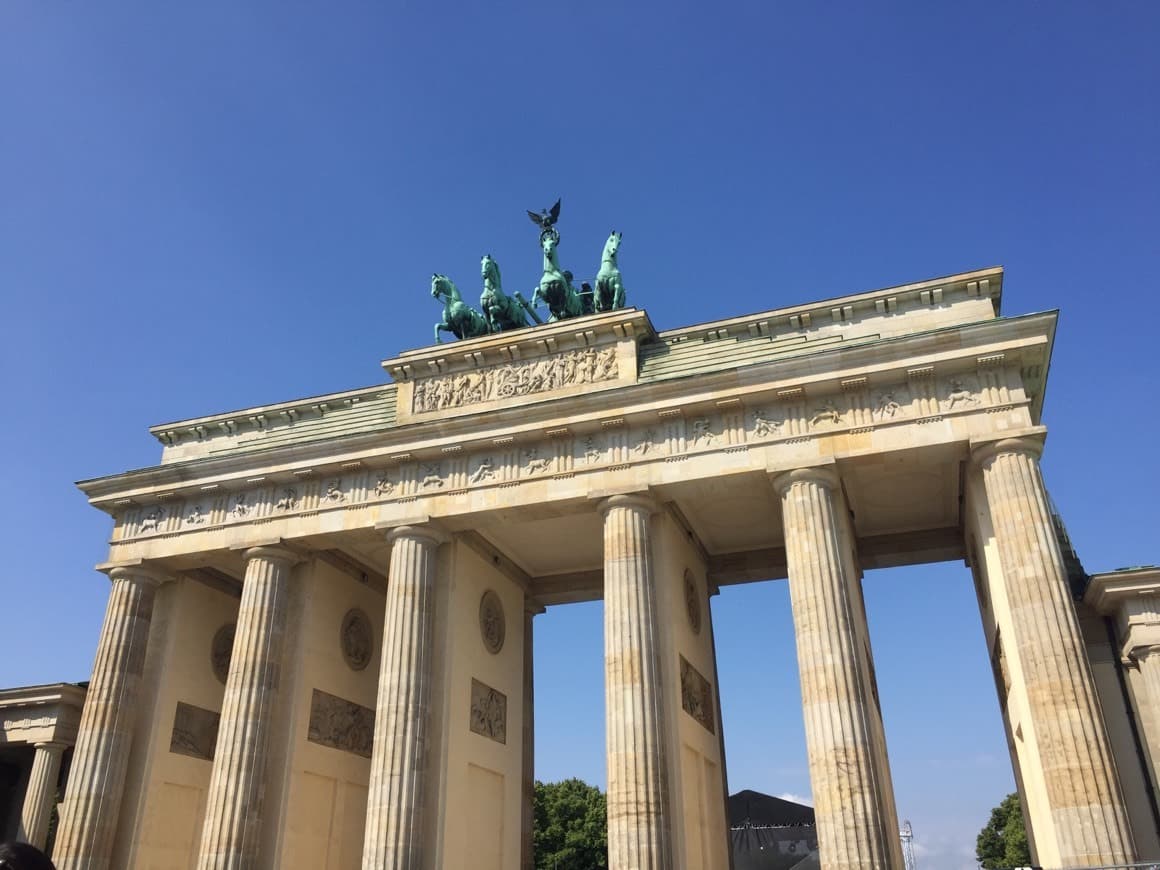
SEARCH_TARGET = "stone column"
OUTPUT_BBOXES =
[973,437,1135,865]
[1085,568,1160,809]
[522,599,544,870]
[54,566,166,870]
[196,545,299,870]
[362,525,446,870]
[19,742,66,849]
[772,467,900,870]
[600,494,671,870]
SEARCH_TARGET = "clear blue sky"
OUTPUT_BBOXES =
[2,3,1157,867]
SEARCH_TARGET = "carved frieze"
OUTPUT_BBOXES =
[412,346,618,413]
[170,702,221,761]
[341,608,373,671]
[479,590,505,654]
[469,678,507,744]
[307,689,375,758]
[120,366,1018,542]
[680,655,715,734]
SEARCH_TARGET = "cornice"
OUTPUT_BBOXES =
[77,310,1054,510]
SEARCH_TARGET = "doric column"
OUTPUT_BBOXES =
[1086,568,1160,807]
[522,599,544,870]
[362,525,446,870]
[600,494,671,870]
[19,742,66,849]
[55,565,166,870]
[772,467,900,870]
[973,437,1135,864]
[196,545,300,870]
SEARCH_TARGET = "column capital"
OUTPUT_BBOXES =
[524,597,546,617]
[597,492,659,517]
[33,741,68,753]
[770,464,839,496]
[969,429,1047,468]
[241,544,303,566]
[385,524,450,547]
[104,564,171,588]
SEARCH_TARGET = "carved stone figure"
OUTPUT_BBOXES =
[875,392,903,419]
[341,608,373,671]
[432,273,489,343]
[479,590,505,654]
[229,493,251,518]
[274,488,298,511]
[186,504,206,525]
[323,480,345,503]
[583,435,603,465]
[411,346,618,413]
[753,409,782,437]
[140,507,164,533]
[373,473,395,496]
[679,656,715,734]
[692,418,716,446]
[595,231,627,311]
[480,254,537,333]
[810,401,844,427]
[421,463,444,489]
[170,702,221,761]
[469,678,507,744]
[522,448,551,475]
[945,378,978,409]
[307,689,375,758]
[469,457,496,484]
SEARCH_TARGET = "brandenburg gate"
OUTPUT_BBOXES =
[52,265,1160,868]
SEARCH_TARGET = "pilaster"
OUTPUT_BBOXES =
[522,598,545,870]
[599,493,672,870]
[55,566,167,870]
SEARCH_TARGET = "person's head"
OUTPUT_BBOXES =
[0,843,57,870]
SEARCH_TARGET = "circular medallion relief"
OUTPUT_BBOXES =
[479,590,506,655]
[211,623,236,685]
[341,608,373,671]
[684,570,702,635]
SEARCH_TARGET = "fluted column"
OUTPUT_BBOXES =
[55,566,166,870]
[196,545,299,870]
[773,467,899,870]
[19,742,66,849]
[600,494,671,870]
[974,437,1135,865]
[362,525,446,870]
[522,599,544,870]
[1136,645,1160,786]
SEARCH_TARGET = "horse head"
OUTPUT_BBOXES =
[540,228,560,259]
[431,273,459,303]
[481,254,501,289]
[603,230,622,261]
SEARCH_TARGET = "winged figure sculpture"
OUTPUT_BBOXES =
[527,198,562,231]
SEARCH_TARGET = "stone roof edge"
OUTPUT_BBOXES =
[147,381,393,439]
[76,310,1055,507]
[654,265,1004,342]
[0,682,88,709]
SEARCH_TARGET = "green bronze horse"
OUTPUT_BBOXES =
[480,254,534,333]
[531,229,587,321]
[432,273,488,343]
[595,231,627,312]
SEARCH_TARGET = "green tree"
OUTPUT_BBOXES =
[976,792,1031,869]
[533,778,607,870]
